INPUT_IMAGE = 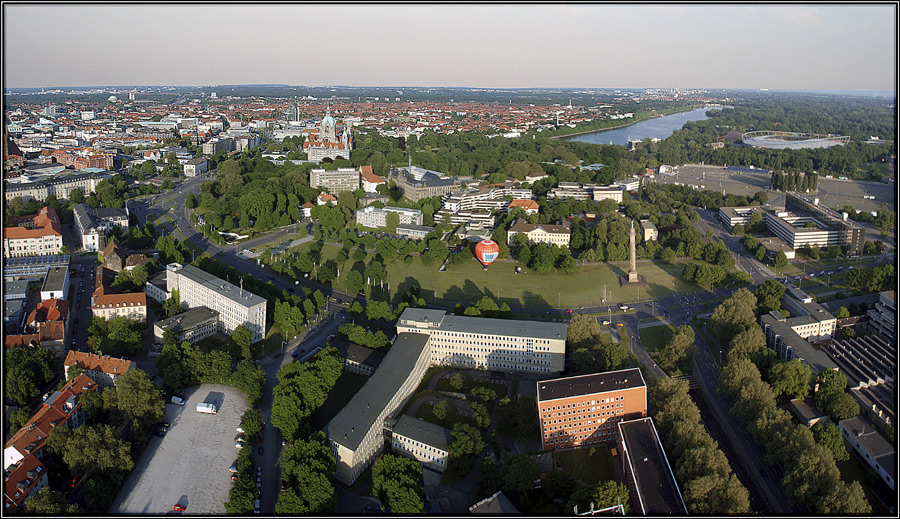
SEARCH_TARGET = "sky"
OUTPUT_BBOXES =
[3,3,896,91]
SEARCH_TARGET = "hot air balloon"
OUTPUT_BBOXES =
[474,239,500,269]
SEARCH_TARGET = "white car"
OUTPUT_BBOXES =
[235,443,244,449]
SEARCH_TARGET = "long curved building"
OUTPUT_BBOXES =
[742,131,849,150]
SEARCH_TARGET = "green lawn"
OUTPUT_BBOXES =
[638,324,676,354]
[311,370,368,430]
[554,446,614,484]
[275,241,702,308]
[415,401,480,430]
[836,455,890,516]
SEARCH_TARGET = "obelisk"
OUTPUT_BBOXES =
[627,221,639,283]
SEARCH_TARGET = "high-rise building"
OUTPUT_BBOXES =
[310,168,359,194]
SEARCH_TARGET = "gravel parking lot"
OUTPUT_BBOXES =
[110,384,250,514]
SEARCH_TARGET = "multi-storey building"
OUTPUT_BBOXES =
[396,308,567,374]
[507,219,571,248]
[760,312,838,374]
[39,266,69,301]
[763,193,865,254]
[389,414,453,473]
[3,207,63,257]
[718,206,765,231]
[507,199,540,215]
[839,417,895,491]
[303,108,352,162]
[780,285,836,342]
[63,351,131,389]
[867,291,896,342]
[3,255,69,281]
[548,182,596,201]
[310,168,360,194]
[388,166,459,202]
[73,204,129,252]
[153,307,219,345]
[355,205,423,228]
[359,165,386,193]
[326,332,432,485]
[90,292,147,322]
[593,187,625,203]
[639,220,658,242]
[434,186,532,226]
[165,263,267,343]
[617,417,687,515]
[395,224,434,241]
[3,171,113,203]
[202,137,233,156]
[536,369,647,450]
[3,453,49,513]
[183,157,208,177]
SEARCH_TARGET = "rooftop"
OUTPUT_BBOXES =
[392,414,453,452]
[399,307,568,342]
[155,307,219,333]
[167,263,266,308]
[537,368,645,402]
[64,350,132,376]
[839,416,895,475]
[326,332,431,450]
[618,417,687,515]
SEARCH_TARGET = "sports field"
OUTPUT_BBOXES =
[279,241,703,308]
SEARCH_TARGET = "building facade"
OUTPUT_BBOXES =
[165,263,267,343]
[838,417,895,491]
[396,308,567,374]
[762,193,865,254]
[536,369,647,450]
[507,219,570,247]
[389,166,459,202]
[63,351,131,389]
[3,207,63,257]
[3,171,112,203]
[310,168,360,194]
[639,220,658,242]
[153,307,219,345]
[355,206,424,228]
[867,291,896,342]
[183,157,208,177]
[90,292,147,322]
[390,414,453,473]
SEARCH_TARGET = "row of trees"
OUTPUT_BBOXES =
[649,377,751,513]
[682,261,751,288]
[337,322,391,350]
[658,325,696,373]
[275,432,336,514]
[770,171,818,192]
[270,347,343,441]
[845,263,896,294]
[86,316,147,357]
[371,454,424,513]
[5,346,57,406]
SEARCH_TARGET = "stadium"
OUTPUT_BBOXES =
[741,131,850,150]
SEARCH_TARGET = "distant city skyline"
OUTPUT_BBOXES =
[3,4,896,91]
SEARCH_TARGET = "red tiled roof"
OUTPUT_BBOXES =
[508,199,540,211]
[4,455,46,513]
[3,206,62,240]
[359,165,384,184]
[27,299,68,323]
[91,292,146,309]
[64,351,132,376]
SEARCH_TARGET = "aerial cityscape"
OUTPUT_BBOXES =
[2,3,897,517]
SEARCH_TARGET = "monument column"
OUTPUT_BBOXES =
[628,221,639,283]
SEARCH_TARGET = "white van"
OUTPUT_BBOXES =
[171,396,185,406]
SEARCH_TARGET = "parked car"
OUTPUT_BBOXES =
[258,446,264,455]
[173,504,185,512]
[235,443,244,449]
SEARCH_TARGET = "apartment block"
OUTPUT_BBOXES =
[165,263,267,343]
[90,292,147,322]
[3,207,63,257]
[355,205,423,228]
[867,291,896,342]
[780,284,836,341]
[183,157,208,177]
[310,168,360,194]
[396,307,567,374]
[760,312,838,374]
[536,368,647,450]
[63,351,132,389]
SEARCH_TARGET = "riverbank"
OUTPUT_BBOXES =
[548,104,705,140]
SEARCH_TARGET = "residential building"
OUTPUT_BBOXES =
[507,219,571,247]
[838,417,895,491]
[153,307,219,345]
[91,292,147,322]
[63,351,131,389]
[536,369,647,450]
[310,168,360,194]
[389,414,453,473]
[165,263,267,343]
[356,206,424,228]
[202,137,233,156]
[300,202,314,218]
[359,165,386,193]
[639,220,658,242]
[3,207,63,257]
[396,307,567,374]
[3,374,97,470]
[617,417,687,515]
[763,193,865,254]
[183,157,208,177]
[760,312,838,374]
[101,239,127,272]
[867,291,895,342]
[73,204,129,253]
[316,193,336,206]
[3,454,49,514]
[326,332,432,485]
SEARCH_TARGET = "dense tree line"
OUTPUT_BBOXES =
[270,346,342,441]
[566,314,630,373]
[5,346,57,406]
[86,316,147,357]
[649,377,751,513]
[845,263,896,293]
[371,453,425,513]
[276,432,336,515]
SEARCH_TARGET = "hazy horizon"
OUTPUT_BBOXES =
[3,4,896,91]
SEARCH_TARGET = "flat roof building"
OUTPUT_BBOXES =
[389,414,453,473]
[760,312,838,374]
[762,193,865,254]
[617,417,687,515]
[310,167,359,194]
[396,307,567,374]
[536,369,647,450]
[839,416,895,491]
[325,332,432,485]
[639,220,658,242]
[165,263,267,343]
[153,307,219,345]
[507,219,571,248]
[718,206,764,231]
[867,291,895,343]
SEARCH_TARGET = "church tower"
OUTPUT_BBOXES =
[320,106,336,143]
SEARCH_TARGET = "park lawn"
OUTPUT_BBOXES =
[311,370,368,430]
[554,446,614,484]
[638,324,676,354]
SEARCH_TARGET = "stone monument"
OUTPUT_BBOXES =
[628,221,639,283]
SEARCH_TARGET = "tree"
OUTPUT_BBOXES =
[25,487,83,515]
[348,301,364,317]
[659,325,695,371]
[834,307,850,319]
[811,422,849,462]
[232,324,253,360]
[449,373,465,392]
[449,423,482,460]
[61,424,134,476]
[814,369,847,414]
[163,289,181,317]
[660,247,677,263]
[371,454,424,513]
[819,480,872,514]
[755,279,786,314]
[5,346,56,405]
[774,250,788,269]
[344,270,364,294]
[711,288,757,345]
[432,400,450,423]
[767,359,812,400]
[567,314,602,350]
[829,393,860,421]
[502,454,540,494]
[566,480,631,514]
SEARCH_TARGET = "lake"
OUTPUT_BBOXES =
[563,107,723,146]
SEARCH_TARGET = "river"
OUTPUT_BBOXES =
[563,106,723,146]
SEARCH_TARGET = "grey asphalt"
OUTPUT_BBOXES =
[110,384,250,515]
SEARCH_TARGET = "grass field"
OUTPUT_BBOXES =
[638,324,676,353]
[277,241,702,308]
[554,446,614,484]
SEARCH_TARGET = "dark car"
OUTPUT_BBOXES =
[258,446,264,456]
[159,422,170,428]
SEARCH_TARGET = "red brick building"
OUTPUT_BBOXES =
[536,368,647,450]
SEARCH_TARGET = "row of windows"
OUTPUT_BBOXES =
[543,402,624,418]
[543,396,624,412]
[432,343,551,359]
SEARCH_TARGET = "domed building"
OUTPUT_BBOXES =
[107,95,119,102]
[303,106,352,163]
